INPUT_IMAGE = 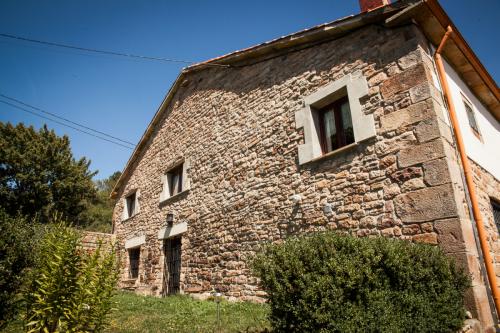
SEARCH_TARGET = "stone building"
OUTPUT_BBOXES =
[111,0,500,329]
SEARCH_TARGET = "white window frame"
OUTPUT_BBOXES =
[160,159,191,203]
[295,71,375,165]
[122,190,140,221]
[461,94,482,139]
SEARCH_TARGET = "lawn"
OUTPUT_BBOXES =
[2,291,270,333]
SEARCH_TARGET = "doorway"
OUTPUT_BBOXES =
[163,237,181,296]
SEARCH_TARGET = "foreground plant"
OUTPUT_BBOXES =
[25,221,119,333]
[252,232,470,333]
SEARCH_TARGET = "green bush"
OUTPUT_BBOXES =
[0,211,38,329]
[25,222,119,333]
[252,232,470,333]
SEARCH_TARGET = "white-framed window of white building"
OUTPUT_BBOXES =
[462,94,482,139]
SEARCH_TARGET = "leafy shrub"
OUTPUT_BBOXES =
[25,222,119,333]
[252,232,470,333]
[0,210,38,329]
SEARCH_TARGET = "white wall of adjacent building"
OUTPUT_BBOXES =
[442,58,500,180]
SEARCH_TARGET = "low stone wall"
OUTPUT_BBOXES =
[81,231,115,252]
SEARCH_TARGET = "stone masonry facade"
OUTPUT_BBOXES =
[471,161,500,287]
[112,22,499,324]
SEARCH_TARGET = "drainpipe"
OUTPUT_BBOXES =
[434,25,500,318]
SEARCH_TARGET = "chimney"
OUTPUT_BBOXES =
[359,0,391,12]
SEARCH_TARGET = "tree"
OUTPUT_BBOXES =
[0,210,38,329]
[84,171,122,233]
[0,122,97,225]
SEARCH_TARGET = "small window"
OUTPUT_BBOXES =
[128,248,140,279]
[463,98,481,137]
[318,96,354,154]
[161,163,187,202]
[167,164,183,196]
[125,192,137,218]
[492,200,500,233]
[295,72,375,165]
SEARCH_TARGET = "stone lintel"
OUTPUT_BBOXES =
[158,222,188,239]
[125,235,146,249]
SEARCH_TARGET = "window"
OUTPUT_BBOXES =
[123,191,139,220]
[167,164,183,196]
[126,192,136,218]
[295,72,375,165]
[492,200,500,233]
[160,159,191,202]
[128,248,140,279]
[463,98,481,137]
[318,96,354,154]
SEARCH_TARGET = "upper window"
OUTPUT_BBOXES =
[124,191,138,219]
[463,98,481,138]
[295,72,375,165]
[492,200,500,233]
[318,96,354,154]
[167,164,183,197]
[160,159,191,203]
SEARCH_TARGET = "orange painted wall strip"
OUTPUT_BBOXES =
[434,26,500,319]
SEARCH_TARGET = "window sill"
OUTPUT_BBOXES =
[302,142,358,165]
[159,189,190,206]
[121,212,139,223]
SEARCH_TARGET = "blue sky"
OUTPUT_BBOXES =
[0,0,498,180]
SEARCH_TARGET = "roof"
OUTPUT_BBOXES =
[111,0,500,198]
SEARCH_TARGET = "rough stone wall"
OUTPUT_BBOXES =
[470,160,500,287]
[112,22,483,310]
[81,231,114,252]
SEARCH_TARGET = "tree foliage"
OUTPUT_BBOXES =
[0,122,97,225]
[252,232,470,333]
[0,210,38,329]
[25,221,119,333]
[84,171,121,233]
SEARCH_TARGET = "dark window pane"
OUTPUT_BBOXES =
[167,164,183,196]
[129,248,140,279]
[319,97,354,154]
[492,200,500,233]
[340,100,355,146]
[126,193,136,218]
[464,101,480,134]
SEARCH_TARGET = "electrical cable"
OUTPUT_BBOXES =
[0,99,135,150]
[0,32,229,67]
[0,32,193,64]
[0,92,136,146]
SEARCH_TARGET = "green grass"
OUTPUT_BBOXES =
[2,291,270,333]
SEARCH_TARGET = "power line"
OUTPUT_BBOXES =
[0,93,136,146]
[0,99,135,150]
[0,32,229,67]
[0,32,194,65]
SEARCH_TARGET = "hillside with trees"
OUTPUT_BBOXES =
[0,121,119,231]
